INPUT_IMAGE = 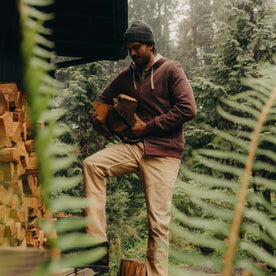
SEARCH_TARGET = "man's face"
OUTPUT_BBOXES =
[127,42,154,68]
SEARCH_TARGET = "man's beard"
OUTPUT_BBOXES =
[133,52,151,69]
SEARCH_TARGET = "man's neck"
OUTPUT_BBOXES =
[144,54,155,69]
[136,54,155,71]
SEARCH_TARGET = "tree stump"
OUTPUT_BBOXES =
[120,259,146,276]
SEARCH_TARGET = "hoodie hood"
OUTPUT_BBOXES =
[130,54,166,90]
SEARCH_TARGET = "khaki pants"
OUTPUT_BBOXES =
[83,142,180,276]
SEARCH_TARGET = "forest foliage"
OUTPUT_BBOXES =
[19,0,276,275]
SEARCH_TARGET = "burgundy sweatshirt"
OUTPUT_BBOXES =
[95,57,197,159]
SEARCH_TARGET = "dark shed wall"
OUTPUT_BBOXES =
[0,1,23,88]
[43,0,128,60]
[0,0,128,88]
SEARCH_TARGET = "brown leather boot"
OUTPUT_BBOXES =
[88,242,109,273]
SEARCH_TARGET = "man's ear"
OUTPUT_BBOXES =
[149,44,154,52]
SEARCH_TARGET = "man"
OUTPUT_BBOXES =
[83,21,197,275]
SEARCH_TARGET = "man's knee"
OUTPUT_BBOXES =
[83,156,92,170]
[83,154,107,179]
[83,154,99,169]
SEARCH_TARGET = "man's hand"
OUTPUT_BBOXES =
[131,114,149,137]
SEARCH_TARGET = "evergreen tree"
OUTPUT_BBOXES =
[194,0,276,129]
[56,62,110,158]
[128,0,177,56]
[114,0,180,73]
[183,0,276,165]
[174,0,226,76]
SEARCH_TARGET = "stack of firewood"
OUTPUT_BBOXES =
[0,82,50,249]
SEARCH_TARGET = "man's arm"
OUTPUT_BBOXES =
[146,62,197,135]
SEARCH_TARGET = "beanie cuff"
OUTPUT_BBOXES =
[125,33,155,44]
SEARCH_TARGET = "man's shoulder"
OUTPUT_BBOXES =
[162,58,182,68]
[156,58,183,73]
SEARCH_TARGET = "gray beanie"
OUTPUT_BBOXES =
[124,21,155,45]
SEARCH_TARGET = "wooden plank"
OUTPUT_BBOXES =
[0,91,8,115]
[16,161,26,177]
[59,268,97,276]
[0,135,12,148]
[10,194,21,221]
[11,194,20,209]
[0,112,13,137]
[22,121,27,141]
[26,154,38,173]
[0,185,10,205]
[25,230,38,248]
[11,121,22,143]
[0,147,21,163]
[19,202,28,223]
[15,222,25,242]
[19,142,29,167]
[0,205,10,223]
[2,162,16,182]
[0,82,19,108]
[0,169,3,181]
[0,247,48,275]
[25,139,34,153]
[26,117,33,138]
[25,196,40,217]
[120,259,146,276]
[27,174,40,196]
[12,179,24,195]
[0,224,5,243]
[5,218,16,236]
[13,107,23,123]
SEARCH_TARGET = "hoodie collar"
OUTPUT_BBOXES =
[131,54,165,90]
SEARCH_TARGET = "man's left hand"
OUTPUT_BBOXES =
[131,114,149,137]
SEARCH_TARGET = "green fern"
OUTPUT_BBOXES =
[171,62,276,276]
[20,1,105,275]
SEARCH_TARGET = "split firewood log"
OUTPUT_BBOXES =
[93,94,137,138]
[0,91,8,115]
[0,82,19,109]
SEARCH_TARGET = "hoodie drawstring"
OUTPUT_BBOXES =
[132,67,155,90]
[151,67,155,90]
[133,70,137,90]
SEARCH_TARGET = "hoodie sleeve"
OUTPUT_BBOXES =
[146,61,197,134]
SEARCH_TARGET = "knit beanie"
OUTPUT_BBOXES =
[124,21,155,45]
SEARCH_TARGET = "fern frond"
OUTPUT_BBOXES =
[51,196,92,213]
[172,62,276,275]
[55,217,92,233]
[21,0,106,273]
[172,206,230,236]
[180,168,240,190]
[223,84,276,275]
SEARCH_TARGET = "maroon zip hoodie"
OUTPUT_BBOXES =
[94,57,197,159]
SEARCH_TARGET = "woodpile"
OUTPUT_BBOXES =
[0,82,50,249]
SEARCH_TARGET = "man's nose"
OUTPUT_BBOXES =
[130,49,136,57]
